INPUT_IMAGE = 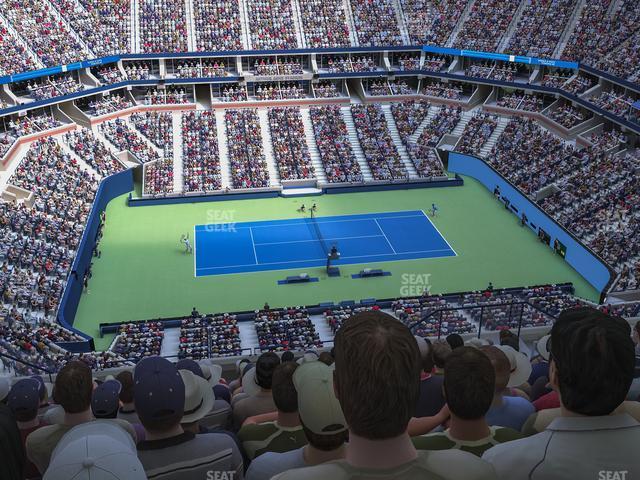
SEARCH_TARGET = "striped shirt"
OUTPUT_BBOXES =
[238,421,307,460]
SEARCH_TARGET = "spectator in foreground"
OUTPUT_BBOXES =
[91,379,122,419]
[413,347,523,456]
[481,346,534,431]
[134,356,243,479]
[258,361,348,480]
[0,404,25,480]
[43,422,146,480]
[116,370,140,424]
[415,336,445,418]
[7,378,46,479]
[26,361,136,474]
[239,362,305,460]
[233,352,280,428]
[271,311,496,479]
[483,307,640,479]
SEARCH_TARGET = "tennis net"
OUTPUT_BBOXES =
[310,210,329,255]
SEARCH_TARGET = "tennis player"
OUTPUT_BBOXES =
[430,203,439,217]
[181,234,193,254]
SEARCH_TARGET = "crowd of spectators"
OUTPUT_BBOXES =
[497,92,545,112]
[220,85,247,102]
[86,93,133,116]
[400,0,467,46]
[94,66,125,84]
[466,63,517,82]
[179,312,242,358]
[412,105,461,150]
[100,119,161,163]
[539,147,640,291]
[541,70,572,90]
[268,107,315,180]
[366,80,390,96]
[0,0,86,67]
[63,129,125,177]
[2,138,97,336]
[246,0,298,50]
[253,58,303,76]
[225,109,271,188]
[0,24,36,76]
[350,0,403,46]
[314,82,340,98]
[390,100,446,177]
[589,91,637,121]
[547,102,590,129]
[324,304,377,333]
[487,117,573,196]
[175,60,228,78]
[596,29,640,84]
[456,113,498,156]
[423,55,448,72]
[0,133,16,158]
[351,104,408,180]
[394,54,421,71]
[422,80,463,99]
[506,0,576,58]
[143,158,174,195]
[254,307,322,352]
[453,0,519,52]
[111,322,164,361]
[139,0,188,53]
[49,0,130,57]
[142,87,190,105]
[182,111,222,192]
[130,111,174,158]
[7,113,62,137]
[124,62,151,80]
[309,105,363,183]
[22,75,84,102]
[193,0,243,52]
[255,82,305,100]
[393,296,477,337]
[322,55,377,73]
[390,80,413,95]
[300,0,351,48]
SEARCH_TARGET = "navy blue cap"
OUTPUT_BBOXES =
[176,359,204,379]
[134,357,185,426]
[30,375,46,399]
[91,380,122,418]
[8,378,40,414]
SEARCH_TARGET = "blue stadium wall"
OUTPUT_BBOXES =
[57,169,134,351]
[448,153,613,296]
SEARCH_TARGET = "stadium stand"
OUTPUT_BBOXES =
[1,6,640,479]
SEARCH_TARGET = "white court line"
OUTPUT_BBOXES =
[193,225,197,278]
[419,209,459,257]
[196,213,427,232]
[248,227,259,265]
[254,234,385,246]
[196,248,455,272]
[373,218,397,254]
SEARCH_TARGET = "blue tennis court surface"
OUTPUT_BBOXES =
[194,210,456,277]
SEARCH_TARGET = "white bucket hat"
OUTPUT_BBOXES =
[496,345,532,387]
[179,370,215,424]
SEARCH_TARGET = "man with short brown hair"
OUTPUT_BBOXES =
[25,361,136,474]
[274,311,496,479]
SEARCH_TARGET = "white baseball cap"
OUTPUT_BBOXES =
[44,421,146,480]
[293,361,347,435]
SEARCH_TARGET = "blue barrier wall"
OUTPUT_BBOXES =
[57,169,134,349]
[448,153,613,295]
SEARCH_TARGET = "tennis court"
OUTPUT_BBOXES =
[194,210,456,277]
